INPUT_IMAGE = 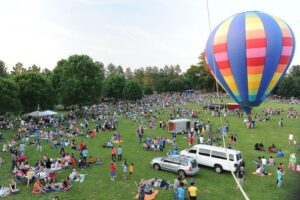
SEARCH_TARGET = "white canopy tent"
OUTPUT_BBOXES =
[27,111,47,117]
[43,110,57,116]
[27,110,57,117]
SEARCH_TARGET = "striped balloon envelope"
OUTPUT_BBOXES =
[204,11,295,114]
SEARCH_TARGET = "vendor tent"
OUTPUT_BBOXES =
[168,119,191,133]
[43,110,57,116]
[27,111,46,117]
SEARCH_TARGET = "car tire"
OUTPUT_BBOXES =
[178,170,186,176]
[153,163,160,170]
[214,164,223,173]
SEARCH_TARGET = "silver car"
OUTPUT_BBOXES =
[150,155,199,176]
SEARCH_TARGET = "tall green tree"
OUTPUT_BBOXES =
[14,72,54,111]
[0,78,21,114]
[28,64,41,72]
[123,79,143,100]
[0,60,8,77]
[104,72,126,99]
[168,78,186,92]
[53,55,105,106]
[185,53,215,91]
[11,62,26,75]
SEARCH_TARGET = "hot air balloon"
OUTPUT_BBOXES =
[204,11,296,114]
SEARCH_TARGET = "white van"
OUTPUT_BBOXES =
[180,144,243,173]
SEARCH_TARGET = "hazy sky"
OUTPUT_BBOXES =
[0,0,299,71]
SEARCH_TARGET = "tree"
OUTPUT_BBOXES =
[274,65,300,97]
[0,78,21,114]
[123,79,143,100]
[53,55,105,106]
[168,79,186,92]
[106,63,117,75]
[104,72,126,99]
[0,60,8,77]
[154,78,170,93]
[11,62,26,75]
[14,72,55,111]
[116,65,124,74]
[28,64,41,72]
[185,53,215,91]
[144,85,153,95]
[125,67,133,79]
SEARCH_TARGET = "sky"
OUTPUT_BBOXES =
[0,0,299,72]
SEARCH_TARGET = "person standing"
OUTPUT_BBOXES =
[236,166,245,189]
[37,140,42,152]
[110,161,116,181]
[11,151,17,171]
[288,132,294,145]
[129,163,134,180]
[111,146,116,162]
[278,118,284,127]
[173,177,181,200]
[122,160,127,179]
[19,143,25,156]
[82,147,88,164]
[117,145,123,161]
[138,180,145,200]
[60,141,65,155]
[188,182,198,200]
[277,167,283,188]
[177,183,185,200]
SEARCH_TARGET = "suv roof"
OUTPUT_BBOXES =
[168,155,196,162]
[190,144,241,154]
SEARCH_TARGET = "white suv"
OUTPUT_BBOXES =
[180,144,243,173]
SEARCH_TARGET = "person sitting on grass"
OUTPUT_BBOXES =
[95,157,103,165]
[69,169,80,181]
[268,156,275,166]
[0,185,11,197]
[88,156,96,164]
[255,165,268,176]
[268,144,276,153]
[32,180,44,194]
[8,179,19,195]
[277,150,284,158]
[102,141,113,148]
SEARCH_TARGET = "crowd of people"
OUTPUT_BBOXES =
[0,92,299,199]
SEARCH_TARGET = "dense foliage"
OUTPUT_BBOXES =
[0,55,298,114]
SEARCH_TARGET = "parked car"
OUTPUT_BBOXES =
[150,155,199,176]
[180,144,243,173]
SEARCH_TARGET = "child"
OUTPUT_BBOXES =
[129,163,134,180]
[110,162,116,181]
[122,160,127,179]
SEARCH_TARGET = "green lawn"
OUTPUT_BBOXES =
[0,99,299,200]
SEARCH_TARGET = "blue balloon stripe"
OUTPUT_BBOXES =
[226,13,249,107]
[256,12,283,103]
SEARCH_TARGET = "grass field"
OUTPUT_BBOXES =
[0,99,299,200]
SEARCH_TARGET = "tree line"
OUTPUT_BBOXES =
[0,55,299,114]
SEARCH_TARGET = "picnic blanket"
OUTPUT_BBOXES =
[252,172,272,176]
[135,189,159,200]
[113,140,123,144]
[74,174,86,183]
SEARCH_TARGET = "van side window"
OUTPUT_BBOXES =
[211,151,227,160]
[188,149,197,154]
[198,149,210,156]
[229,154,234,161]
